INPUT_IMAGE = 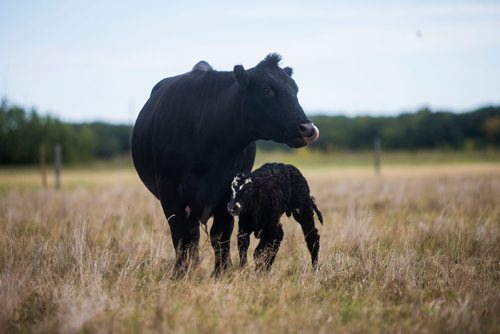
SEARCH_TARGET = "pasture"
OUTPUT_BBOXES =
[0,154,499,333]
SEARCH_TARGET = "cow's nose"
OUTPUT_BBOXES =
[298,122,315,138]
[298,122,320,144]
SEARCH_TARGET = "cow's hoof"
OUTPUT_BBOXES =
[170,261,190,280]
[170,268,187,280]
[211,262,232,278]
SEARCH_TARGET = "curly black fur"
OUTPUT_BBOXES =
[227,163,323,271]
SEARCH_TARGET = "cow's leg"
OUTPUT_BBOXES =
[158,184,196,277]
[237,214,253,268]
[293,207,320,269]
[186,213,201,266]
[254,221,283,272]
[210,204,234,276]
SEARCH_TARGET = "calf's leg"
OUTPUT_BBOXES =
[254,223,283,272]
[293,208,320,269]
[237,230,250,267]
[237,214,253,267]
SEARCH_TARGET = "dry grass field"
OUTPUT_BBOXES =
[0,160,499,333]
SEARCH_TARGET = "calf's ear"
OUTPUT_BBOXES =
[236,172,247,179]
[233,65,249,88]
[284,67,293,76]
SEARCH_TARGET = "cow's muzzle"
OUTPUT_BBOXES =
[298,122,320,145]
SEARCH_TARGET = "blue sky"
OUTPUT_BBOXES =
[1,0,499,123]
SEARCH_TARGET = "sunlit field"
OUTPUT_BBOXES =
[0,152,499,333]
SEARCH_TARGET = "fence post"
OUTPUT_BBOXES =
[373,136,381,176]
[54,144,62,190]
[40,144,47,189]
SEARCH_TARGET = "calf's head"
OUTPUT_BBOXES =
[234,53,319,148]
[227,173,255,216]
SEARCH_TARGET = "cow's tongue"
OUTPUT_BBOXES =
[304,124,320,145]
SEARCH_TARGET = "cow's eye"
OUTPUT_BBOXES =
[264,86,275,97]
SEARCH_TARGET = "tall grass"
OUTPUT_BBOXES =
[0,165,499,333]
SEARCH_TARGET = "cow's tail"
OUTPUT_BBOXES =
[310,196,324,225]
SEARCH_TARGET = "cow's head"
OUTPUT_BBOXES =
[227,173,255,216]
[234,53,319,148]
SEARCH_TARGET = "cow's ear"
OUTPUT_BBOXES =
[284,67,293,76]
[233,65,249,88]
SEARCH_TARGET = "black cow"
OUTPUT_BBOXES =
[132,53,319,276]
[227,163,323,271]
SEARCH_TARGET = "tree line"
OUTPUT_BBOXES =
[1,98,499,165]
[0,99,130,164]
[260,106,500,151]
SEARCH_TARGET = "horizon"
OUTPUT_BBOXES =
[2,95,496,126]
[1,0,500,123]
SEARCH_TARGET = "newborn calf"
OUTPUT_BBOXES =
[227,163,323,271]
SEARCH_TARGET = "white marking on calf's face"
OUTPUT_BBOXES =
[238,177,253,191]
[231,175,241,199]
